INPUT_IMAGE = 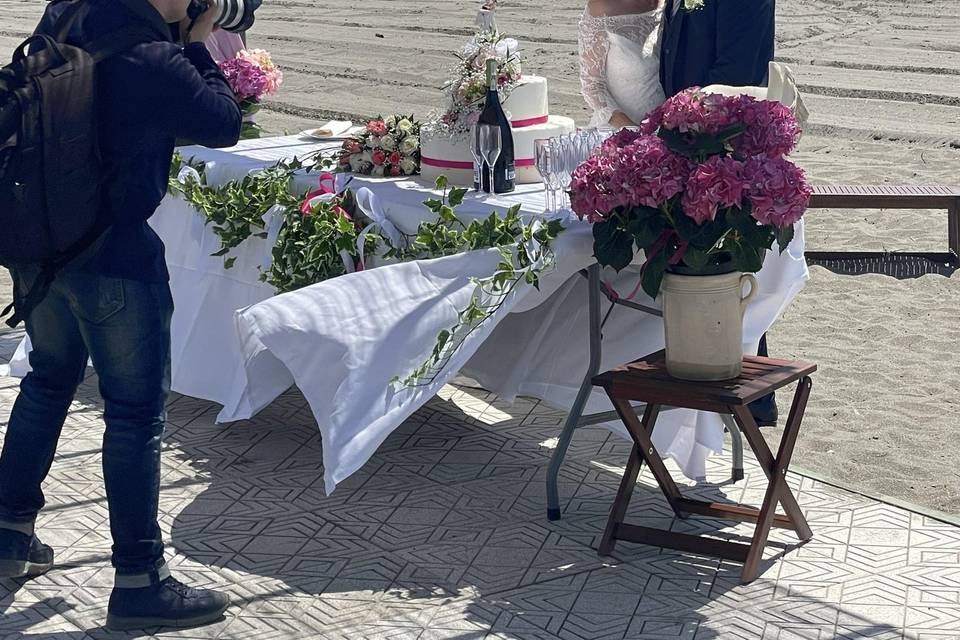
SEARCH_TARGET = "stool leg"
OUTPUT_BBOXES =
[721,414,745,482]
[599,444,644,556]
[735,377,814,583]
[609,397,687,520]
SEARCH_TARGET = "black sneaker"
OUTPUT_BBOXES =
[106,575,230,631]
[0,530,54,578]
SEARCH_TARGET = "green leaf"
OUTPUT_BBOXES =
[223,256,237,269]
[626,209,667,249]
[423,198,444,213]
[728,240,765,273]
[435,175,448,191]
[640,248,670,299]
[775,224,795,253]
[448,187,468,207]
[681,246,711,272]
[593,220,635,272]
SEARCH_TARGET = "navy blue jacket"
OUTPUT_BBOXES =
[660,0,775,97]
[36,0,242,282]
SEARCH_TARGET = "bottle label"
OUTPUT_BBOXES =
[506,163,516,182]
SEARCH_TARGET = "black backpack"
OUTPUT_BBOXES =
[0,0,146,327]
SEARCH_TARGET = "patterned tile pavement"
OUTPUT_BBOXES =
[1,330,959,639]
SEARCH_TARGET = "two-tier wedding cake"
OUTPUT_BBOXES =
[420,27,574,186]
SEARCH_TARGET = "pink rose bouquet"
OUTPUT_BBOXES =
[570,88,810,298]
[218,48,283,139]
[339,115,421,178]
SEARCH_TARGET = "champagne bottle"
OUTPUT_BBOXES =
[475,58,515,193]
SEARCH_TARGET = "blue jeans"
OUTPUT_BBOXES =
[0,270,173,575]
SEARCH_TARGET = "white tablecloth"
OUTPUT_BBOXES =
[5,136,809,494]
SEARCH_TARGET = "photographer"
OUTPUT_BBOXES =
[0,0,241,631]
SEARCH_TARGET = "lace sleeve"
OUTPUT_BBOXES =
[579,10,617,126]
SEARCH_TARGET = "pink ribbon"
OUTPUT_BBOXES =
[421,156,536,169]
[301,172,339,215]
[511,115,549,128]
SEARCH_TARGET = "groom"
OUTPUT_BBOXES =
[660,0,780,426]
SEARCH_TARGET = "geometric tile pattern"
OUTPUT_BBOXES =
[1,336,959,639]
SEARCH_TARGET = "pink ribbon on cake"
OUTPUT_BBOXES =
[421,156,537,169]
[510,115,549,128]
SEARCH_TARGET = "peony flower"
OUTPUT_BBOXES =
[742,156,811,227]
[390,165,402,177]
[400,157,417,175]
[380,134,396,151]
[371,149,387,166]
[396,118,414,133]
[385,115,397,128]
[400,135,419,155]
[388,150,403,165]
[681,156,747,225]
[366,119,387,136]
[342,139,362,154]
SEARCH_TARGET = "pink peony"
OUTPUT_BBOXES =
[742,156,811,227]
[371,149,386,166]
[342,139,362,154]
[218,57,268,101]
[681,156,747,225]
[366,120,388,136]
[732,99,801,158]
[389,165,402,177]
[388,150,403,165]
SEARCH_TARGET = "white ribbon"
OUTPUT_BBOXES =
[177,165,202,186]
[354,187,404,270]
[259,204,287,273]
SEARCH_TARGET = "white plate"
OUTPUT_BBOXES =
[299,125,362,141]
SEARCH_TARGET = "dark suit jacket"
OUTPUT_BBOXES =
[660,0,775,97]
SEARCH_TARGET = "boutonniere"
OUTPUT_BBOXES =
[683,0,705,10]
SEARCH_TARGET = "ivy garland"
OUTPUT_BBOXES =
[166,160,565,387]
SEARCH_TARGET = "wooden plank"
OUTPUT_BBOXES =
[614,524,751,563]
[675,498,795,530]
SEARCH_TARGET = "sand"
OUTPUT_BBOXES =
[1,0,958,514]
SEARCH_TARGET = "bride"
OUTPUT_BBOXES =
[579,0,665,127]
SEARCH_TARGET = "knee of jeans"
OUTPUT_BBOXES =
[21,367,84,399]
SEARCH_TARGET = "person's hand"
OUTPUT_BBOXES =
[180,0,219,44]
[608,111,636,128]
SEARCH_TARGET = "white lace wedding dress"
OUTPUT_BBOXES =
[579,3,666,126]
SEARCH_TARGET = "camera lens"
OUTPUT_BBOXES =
[216,0,262,33]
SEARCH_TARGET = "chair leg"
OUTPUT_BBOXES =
[546,264,603,521]
[721,414,745,482]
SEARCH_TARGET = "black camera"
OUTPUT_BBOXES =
[187,0,261,33]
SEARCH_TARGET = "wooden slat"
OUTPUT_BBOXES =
[593,352,817,406]
[614,524,751,563]
[675,498,795,530]
[809,185,960,210]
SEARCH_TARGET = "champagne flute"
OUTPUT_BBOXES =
[534,138,553,214]
[469,124,483,191]
[479,124,501,194]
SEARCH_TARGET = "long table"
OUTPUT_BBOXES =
[5,136,810,499]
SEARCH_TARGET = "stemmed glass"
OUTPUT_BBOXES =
[469,125,483,192]
[478,124,501,194]
[534,139,553,214]
[550,137,571,211]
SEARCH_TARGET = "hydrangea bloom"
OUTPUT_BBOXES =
[732,99,801,158]
[218,58,268,101]
[742,156,812,227]
[681,156,747,225]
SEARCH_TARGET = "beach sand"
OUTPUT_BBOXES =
[0,0,957,514]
